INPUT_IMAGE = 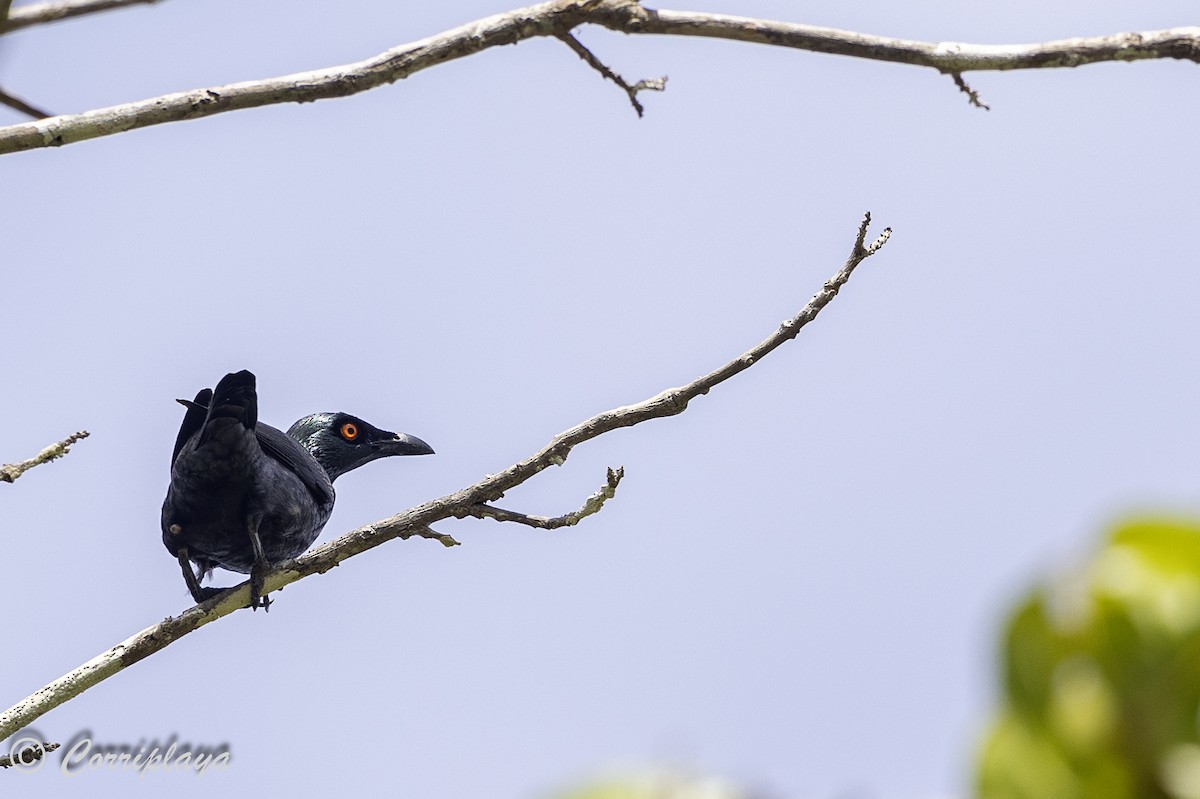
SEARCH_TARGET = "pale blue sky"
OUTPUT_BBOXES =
[2,1,1198,797]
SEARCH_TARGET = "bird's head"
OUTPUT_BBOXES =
[286,412,434,481]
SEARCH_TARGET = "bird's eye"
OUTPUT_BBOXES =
[340,422,359,441]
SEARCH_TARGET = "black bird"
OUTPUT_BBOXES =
[161,370,433,610]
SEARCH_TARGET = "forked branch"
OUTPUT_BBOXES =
[0,212,890,741]
[558,32,666,117]
[0,0,1195,153]
[465,466,625,529]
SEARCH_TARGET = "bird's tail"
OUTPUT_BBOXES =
[198,370,258,445]
[171,388,213,465]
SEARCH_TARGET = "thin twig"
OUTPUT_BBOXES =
[950,72,990,110]
[0,88,53,119]
[0,0,1196,154]
[0,213,889,740]
[0,431,90,484]
[0,741,59,769]
[557,32,665,117]
[4,0,164,33]
[465,466,624,529]
[402,525,460,548]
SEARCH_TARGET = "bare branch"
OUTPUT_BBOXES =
[600,7,1200,70]
[410,525,461,548]
[0,0,1195,155]
[557,32,665,117]
[465,466,625,529]
[4,0,164,33]
[0,87,53,119]
[0,213,888,740]
[0,524,451,742]
[0,741,59,769]
[950,72,990,110]
[0,431,89,484]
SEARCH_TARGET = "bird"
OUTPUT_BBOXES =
[161,370,433,611]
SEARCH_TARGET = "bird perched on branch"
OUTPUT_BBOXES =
[161,370,433,611]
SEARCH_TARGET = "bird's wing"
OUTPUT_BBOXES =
[255,423,334,507]
[171,388,213,466]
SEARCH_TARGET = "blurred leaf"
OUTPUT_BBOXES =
[978,710,1081,799]
[978,517,1200,799]
[552,770,751,799]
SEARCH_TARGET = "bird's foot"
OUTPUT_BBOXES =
[249,564,271,612]
[192,585,230,603]
[245,516,272,612]
[178,548,227,605]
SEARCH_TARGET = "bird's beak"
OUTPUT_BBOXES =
[375,432,435,457]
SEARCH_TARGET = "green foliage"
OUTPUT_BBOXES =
[979,518,1200,799]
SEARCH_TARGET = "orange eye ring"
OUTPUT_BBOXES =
[340,422,359,441]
